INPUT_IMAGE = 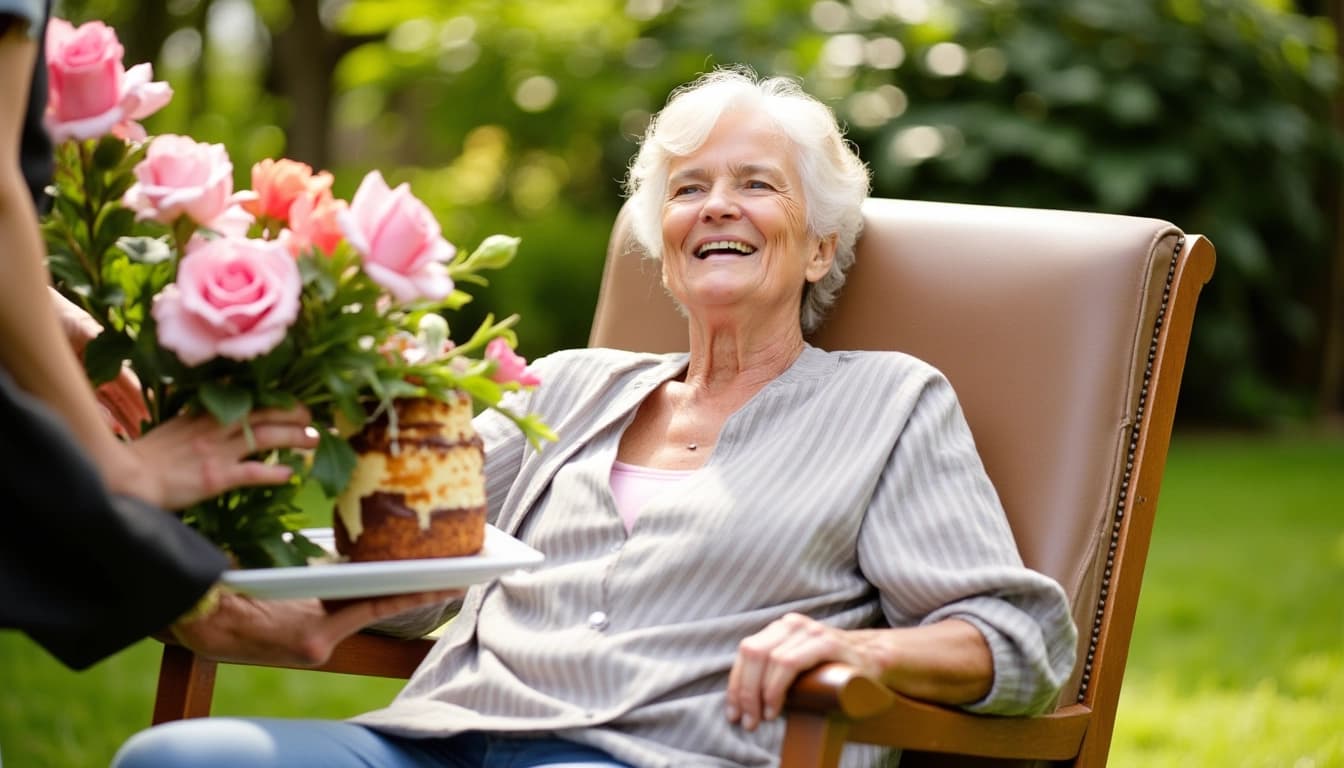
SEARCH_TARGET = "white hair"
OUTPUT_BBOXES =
[623,66,871,333]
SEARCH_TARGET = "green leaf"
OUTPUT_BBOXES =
[322,369,366,427]
[455,373,503,404]
[258,533,309,567]
[83,329,134,385]
[287,530,328,560]
[380,377,421,401]
[50,185,86,219]
[256,388,300,410]
[518,413,559,449]
[441,289,472,310]
[117,235,173,264]
[103,164,140,201]
[92,136,128,170]
[47,256,93,296]
[93,282,127,309]
[299,255,338,300]
[199,382,253,426]
[312,431,358,498]
[95,205,136,243]
[250,335,296,384]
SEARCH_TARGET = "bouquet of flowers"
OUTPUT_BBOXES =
[39,18,554,568]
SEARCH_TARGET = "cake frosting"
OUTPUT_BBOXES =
[334,393,487,560]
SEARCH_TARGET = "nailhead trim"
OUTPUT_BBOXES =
[1078,236,1182,703]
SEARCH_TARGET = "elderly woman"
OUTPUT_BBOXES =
[115,68,1076,768]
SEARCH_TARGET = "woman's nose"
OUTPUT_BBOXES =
[700,183,740,220]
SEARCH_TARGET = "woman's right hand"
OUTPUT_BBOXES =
[50,288,319,510]
[114,407,320,510]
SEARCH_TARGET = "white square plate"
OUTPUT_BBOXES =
[220,525,543,600]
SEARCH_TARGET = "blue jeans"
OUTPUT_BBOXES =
[112,719,634,768]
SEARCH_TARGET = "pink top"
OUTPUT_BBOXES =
[609,460,693,533]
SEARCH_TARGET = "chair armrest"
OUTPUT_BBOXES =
[786,661,897,718]
[785,662,1092,760]
[307,632,436,678]
[159,631,436,679]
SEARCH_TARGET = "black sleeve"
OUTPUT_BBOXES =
[0,371,229,670]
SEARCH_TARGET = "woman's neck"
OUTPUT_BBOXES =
[682,322,806,395]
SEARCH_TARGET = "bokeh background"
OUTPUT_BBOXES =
[46,0,1344,426]
[1,1,1341,766]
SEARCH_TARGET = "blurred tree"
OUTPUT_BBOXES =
[49,0,1342,425]
[1318,0,1343,422]
[793,0,1340,425]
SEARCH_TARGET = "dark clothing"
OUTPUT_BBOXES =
[0,0,228,670]
[18,1,51,209]
[0,372,228,669]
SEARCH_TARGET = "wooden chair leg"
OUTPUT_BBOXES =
[151,643,218,724]
[780,713,849,768]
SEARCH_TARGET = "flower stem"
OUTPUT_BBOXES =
[74,141,102,295]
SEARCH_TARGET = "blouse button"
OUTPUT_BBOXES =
[587,610,610,631]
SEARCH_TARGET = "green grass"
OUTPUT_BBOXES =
[1111,432,1344,768]
[2,432,1341,768]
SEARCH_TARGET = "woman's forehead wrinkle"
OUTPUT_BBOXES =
[730,162,789,182]
[668,166,709,184]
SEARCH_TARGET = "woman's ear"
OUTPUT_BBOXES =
[805,235,838,283]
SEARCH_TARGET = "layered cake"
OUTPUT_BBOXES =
[333,393,486,561]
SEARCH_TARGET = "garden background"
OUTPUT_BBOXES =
[1,0,1341,766]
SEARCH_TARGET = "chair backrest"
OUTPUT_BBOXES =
[590,197,1215,765]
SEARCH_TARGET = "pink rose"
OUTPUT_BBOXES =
[339,170,454,302]
[43,18,172,142]
[152,238,302,366]
[123,135,255,230]
[485,338,541,386]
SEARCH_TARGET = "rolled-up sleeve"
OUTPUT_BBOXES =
[858,372,1077,715]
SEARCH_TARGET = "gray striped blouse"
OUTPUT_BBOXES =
[351,345,1077,767]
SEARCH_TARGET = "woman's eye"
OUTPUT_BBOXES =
[672,185,701,197]
[746,179,773,190]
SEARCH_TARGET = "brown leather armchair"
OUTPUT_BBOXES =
[154,198,1216,768]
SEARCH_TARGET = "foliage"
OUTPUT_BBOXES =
[810,0,1342,425]
[49,0,1342,427]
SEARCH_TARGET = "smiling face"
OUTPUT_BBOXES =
[660,111,835,332]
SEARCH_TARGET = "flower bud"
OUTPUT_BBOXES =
[467,235,520,270]
[417,313,450,355]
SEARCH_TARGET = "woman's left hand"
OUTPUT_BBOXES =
[170,588,464,667]
[725,612,890,732]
